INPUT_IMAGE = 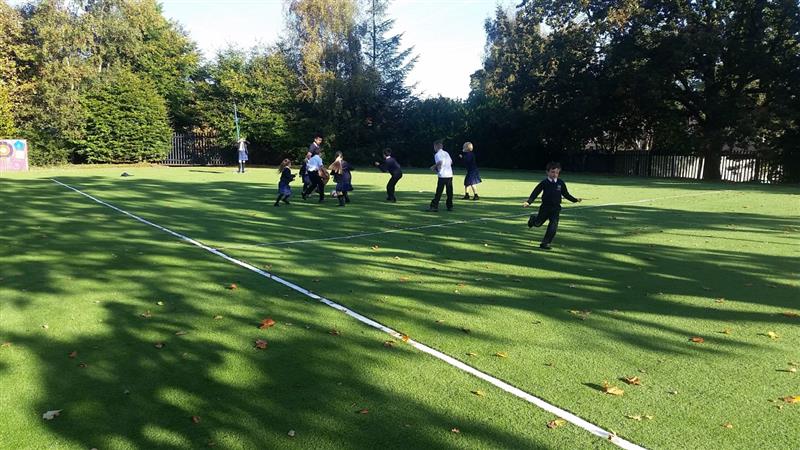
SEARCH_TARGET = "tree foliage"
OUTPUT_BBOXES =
[78,67,171,163]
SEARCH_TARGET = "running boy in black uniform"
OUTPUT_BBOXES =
[523,162,582,250]
[374,148,403,202]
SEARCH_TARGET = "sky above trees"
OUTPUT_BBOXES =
[153,0,517,99]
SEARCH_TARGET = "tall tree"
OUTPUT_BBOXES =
[361,0,417,148]
[194,46,300,163]
[526,0,800,179]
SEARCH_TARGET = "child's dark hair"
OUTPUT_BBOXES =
[335,151,343,159]
[314,133,323,140]
[433,139,443,147]
[278,158,291,172]
[546,161,562,171]
[382,148,392,157]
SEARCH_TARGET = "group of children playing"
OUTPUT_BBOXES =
[270,135,581,250]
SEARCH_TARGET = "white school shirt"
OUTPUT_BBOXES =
[306,154,323,172]
[434,149,453,178]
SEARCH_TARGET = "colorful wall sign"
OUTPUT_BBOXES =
[0,140,29,172]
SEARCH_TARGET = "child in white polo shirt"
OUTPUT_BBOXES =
[426,140,454,212]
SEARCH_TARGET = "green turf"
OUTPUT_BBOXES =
[1,165,798,449]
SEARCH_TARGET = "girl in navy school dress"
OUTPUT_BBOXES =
[274,159,296,206]
[328,151,353,206]
[459,142,482,200]
[237,138,249,173]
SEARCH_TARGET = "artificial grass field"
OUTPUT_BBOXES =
[1,165,798,449]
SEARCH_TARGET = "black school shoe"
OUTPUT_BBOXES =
[528,216,535,228]
[539,243,552,250]
[472,194,480,200]
[462,194,470,200]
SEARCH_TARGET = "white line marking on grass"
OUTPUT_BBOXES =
[257,190,723,247]
[52,178,644,449]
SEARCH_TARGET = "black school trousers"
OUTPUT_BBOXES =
[387,173,402,200]
[530,204,561,245]
[303,171,325,200]
[430,177,453,210]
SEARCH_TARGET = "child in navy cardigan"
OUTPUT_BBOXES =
[275,159,296,206]
[523,162,581,250]
[374,148,403,202]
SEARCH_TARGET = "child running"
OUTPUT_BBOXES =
[374,148,403,202]
[459,142,481,200]
[523,161,582,250]
[299,152,312,194]
[302,150,326,202]
[329,151,353,206]
[275,159,296,206]
[426,140,454,212]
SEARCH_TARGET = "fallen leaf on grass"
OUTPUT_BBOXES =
[782,395,800,404]
[766,331,779,340]
[287,430,296,437]
[435,319,445,324]
[371,245,380,251]
[175,331,188,336]
[42,410,62,420]
[140,311,153,319]
[689,336,705,343]
[254,339,268,349]
[382,340,395,348]
[460,327,471,334]
[68,351,77,359]
[41,324,49,329]
[227,283,238,290]
[569,310,591,320]
[156,301,164,306]
[623,376,642,386]
[466,352,477,357]
[602,381,624,396]
[494,352,509,358]
[399,276,410,282]
[154,342,165,349]
[1,342,11,348]
[714,299,725,304]
[547,419,566,429]
[329,329,341,336]
[450,428,460,434]
[357,409,369,414]
[471,390,486,397]
[720,329,732,335]
[722,422,733,429]
[213,315,223,320]
[626,415,643,421]
[78,362,88,368]
[259,318,276,329]
[781,311,799,318]
[401,335,410,342]
[191,415,201,424]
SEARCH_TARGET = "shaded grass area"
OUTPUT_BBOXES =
[2,165,799,449]
[0,177,604,449]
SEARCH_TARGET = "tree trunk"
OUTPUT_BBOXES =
[702,134,724,180]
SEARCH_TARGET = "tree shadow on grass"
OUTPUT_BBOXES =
[1,178,575,449]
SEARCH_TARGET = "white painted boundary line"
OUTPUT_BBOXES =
[52,178,644,450]
[256,190,722,247]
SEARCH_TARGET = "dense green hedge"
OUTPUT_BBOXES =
[77,68,171,163]
[0,83,14,138]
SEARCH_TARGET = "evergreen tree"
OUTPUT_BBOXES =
[78,67,171,163]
